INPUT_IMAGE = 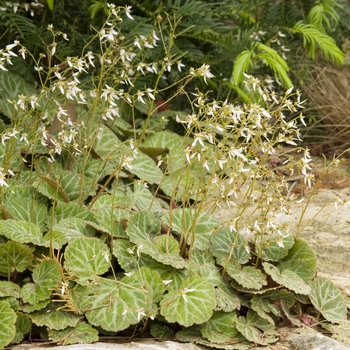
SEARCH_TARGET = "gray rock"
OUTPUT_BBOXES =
[287,333,350,350]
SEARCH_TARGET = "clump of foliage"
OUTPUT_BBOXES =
[0,3,349,349]
[0,0,345,104]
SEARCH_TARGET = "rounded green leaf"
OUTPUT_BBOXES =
[210,228,250,265]
[126,211,187,269]
[169,209,220,251]
[13,312,32,344]
[120,267,165,319]
[0,241,33,273]
[0,281,20,297]
[160,275,215,327]
[279,239,317,283]
[48,322,99,345]
[20,259,61,305]
[0,301,17,348]
[263,262,311,295]
[128,150,163,184]
[0,220,42,245]
[310,277,347,323]
[259,234,294,261]
[83,281,135,332]
[228,262,267,290]
[64,237,111,283]
[235,310,277,345]
[197,264,240,312]
[30,303,80,330]
[200,311,240,343]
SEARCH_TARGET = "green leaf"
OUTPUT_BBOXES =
[0,241,33,273]
[41,230,67,249]
[228,263,267,290]
[139,257,189,290]
[150,323,173,339]
[235,310,277,345]
[175,328,251,349]
[310,277,347,323]
[292,22,344,64]
[21,299,50,313]
[20,259,61,305]
[112,238,138,272]
[4,198,48,231]
[142,131,186,171]
[160,167,201,201]
[0,71,28,119]
[119,267,165,319]
[129,150,164,184]
[33,177,67,202]
[60,171,83,201]
[197,264,240,312]
[190,249,215,265]
[53,217,96,241]
[0,220,43,245]
[53,201,93,224]
[232,49,254,86]
[307,1,340,33]
[200,311,240,343]
[132,181,167,213]
[263,262,311,295]
[48,322,99,345]
[0,281,20,297]
[259,234,295,262]
[0,301,17,348]
[250,295,282,324]
[13,312,31,344]
[169,209,220,251]
[64,237,111,284]
[279,239,317,283]
[126,211,187,269]
[83,279,135,332]
[46,0,54,11]
[30,303,80,330]
[160,275,215,327]
[210,228,250,266]
[93,124,121,159]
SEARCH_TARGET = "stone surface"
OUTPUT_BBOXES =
[10,340,205,350]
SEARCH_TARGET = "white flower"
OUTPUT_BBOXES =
[198,64,214,84]
[125,5,134,20]
[177,61,185,72]
[86,51,95,67]
[146,88,155,100]
[136,244,143,257]
[136,90,145,104]
[122,156,133,169]
[18,47,26,59]
[192,133,205,147]
[61,282,69,295]
[0,169,8,187]
[136,308,146,322]
[51,42,57,56]
[184,147,192,164]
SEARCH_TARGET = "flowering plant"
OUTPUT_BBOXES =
[0,4,347,349]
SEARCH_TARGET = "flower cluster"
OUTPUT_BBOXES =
[175,75,314,242]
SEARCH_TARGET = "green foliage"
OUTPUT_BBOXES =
[0,3,347,349]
